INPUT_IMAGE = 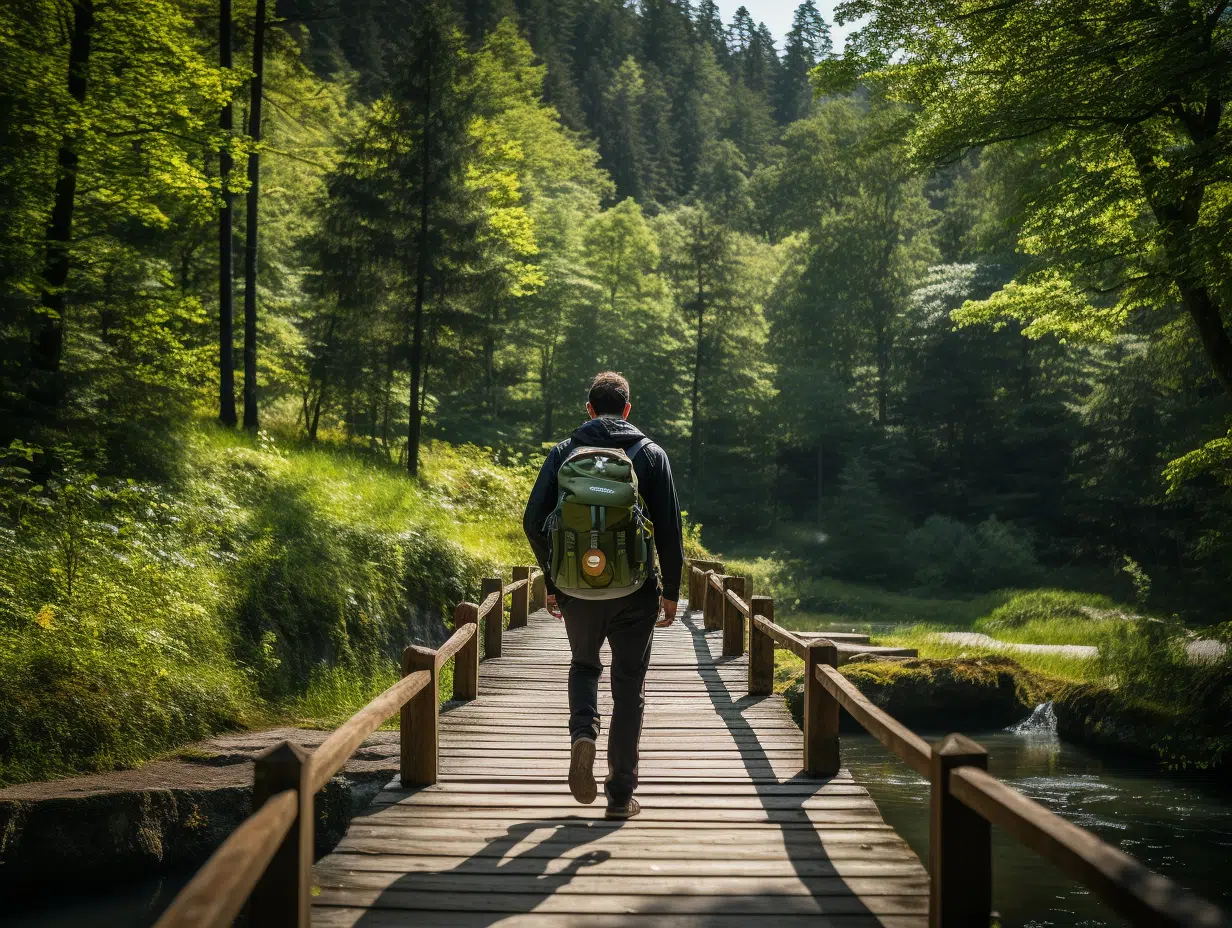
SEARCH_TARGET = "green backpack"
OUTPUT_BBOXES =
[545,439,654,600]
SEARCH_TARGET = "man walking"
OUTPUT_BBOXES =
[523,371,684,820]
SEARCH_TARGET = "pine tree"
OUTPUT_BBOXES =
[776,1,831,123]
[693,0,728,69]
[314,0,480,474]
[659,204,736,495]
[747,23,780,97]
[598,57,654,201]
[727,6,755,59]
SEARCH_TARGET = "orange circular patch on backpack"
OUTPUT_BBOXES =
[582,548,607,577]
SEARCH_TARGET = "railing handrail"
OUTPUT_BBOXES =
[813,662,931,777]
[308,668,432,794]
[725,587,750,618]
[433,621,476,669]
[752,613,809,659]
[949,764,1226,928]
[153,789,299,928]
[476,589,501,621]
[155,565,541,928]
[689,563,1229,928]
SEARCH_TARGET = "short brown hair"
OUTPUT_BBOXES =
[588,371,630,415]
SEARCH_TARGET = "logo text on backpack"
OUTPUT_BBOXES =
[589,486,616,494]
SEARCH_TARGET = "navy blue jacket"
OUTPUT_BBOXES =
[523,416,685,601]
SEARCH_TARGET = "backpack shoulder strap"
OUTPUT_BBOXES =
[627,437,653,461]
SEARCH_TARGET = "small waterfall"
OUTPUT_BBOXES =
[1008,701,1058,738]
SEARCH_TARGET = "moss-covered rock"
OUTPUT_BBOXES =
[1053,684,1230,778]
[0,773,385,899]
[783,656,1049,732]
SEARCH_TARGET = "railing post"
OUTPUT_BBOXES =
[482,576,503,659]
[704,572,723,631]
[749,595,774,696]
[803,639,840,777]
[249,741,312,927]
[510,565,530,629]
[531,570,545,611]
[453,603,479,700]
[929,733,991,928]
[722,576,747,657]
[401,644,438,787]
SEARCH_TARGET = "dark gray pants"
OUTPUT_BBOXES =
[560,583,658,804]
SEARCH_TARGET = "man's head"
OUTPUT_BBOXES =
[586,371,631,420]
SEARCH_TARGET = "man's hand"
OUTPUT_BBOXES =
[546,593,562,620]
[656,597,677,628]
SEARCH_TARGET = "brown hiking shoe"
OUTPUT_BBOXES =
[605,797,641,820]
[568,738,597,804]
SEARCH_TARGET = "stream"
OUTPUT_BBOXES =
[842,703,1232,926]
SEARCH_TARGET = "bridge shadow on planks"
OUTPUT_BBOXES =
[342,815,617,927]
[679,610,878,924]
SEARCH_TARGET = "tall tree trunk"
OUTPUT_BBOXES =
[308,377,326,440]
[484,303,496,419]
[407,58,432,477]
[689,254,705,496]
[540,345,554,442]
[1180,284,1232,396]
[380,341,395,453]
[242,0,266,432]
[29,0,94,422]
[1126,127,1232,398]
[218,0,237,426]
[816,438,824,526]
[872,303,890,425]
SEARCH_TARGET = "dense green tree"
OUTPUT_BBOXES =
[0,0,232,456]
[829,0,1232,397]
[773,99,937,426]
[691,139,752,228]
[693,0,728,65]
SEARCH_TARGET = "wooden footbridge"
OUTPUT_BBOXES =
[156,562,1228,928]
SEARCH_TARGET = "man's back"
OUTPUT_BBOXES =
[524,415,684,603]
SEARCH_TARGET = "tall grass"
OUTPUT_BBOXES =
[0,422,534,784]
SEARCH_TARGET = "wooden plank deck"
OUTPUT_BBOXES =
[312,602,929,927]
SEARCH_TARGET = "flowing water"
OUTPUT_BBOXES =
[842,703,1232,926]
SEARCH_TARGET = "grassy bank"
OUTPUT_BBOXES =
[735,566,1231,773]
[0,423,535,785]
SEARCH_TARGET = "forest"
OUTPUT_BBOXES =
[1,0,1230,784]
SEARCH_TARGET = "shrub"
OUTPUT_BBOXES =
[824,457,910,584]
[979,589,1119,629]
[1095,617,1232,771]
[904,515,1040,592]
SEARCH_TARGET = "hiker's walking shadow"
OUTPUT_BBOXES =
[343,815,615,925]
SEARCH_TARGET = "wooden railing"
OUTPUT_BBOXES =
[688,563,1229,928]
[154,565,543,928]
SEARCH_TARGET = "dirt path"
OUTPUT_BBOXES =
[936,631,1098,659]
